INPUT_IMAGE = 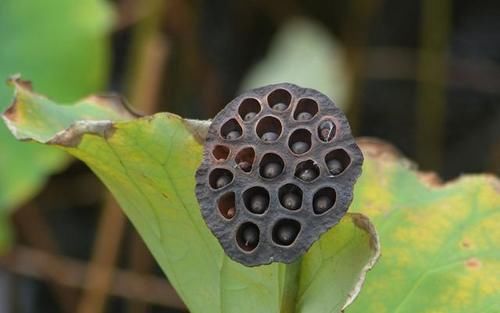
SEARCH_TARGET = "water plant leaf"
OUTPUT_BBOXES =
[348,138,500,313]
[0,0,113,251]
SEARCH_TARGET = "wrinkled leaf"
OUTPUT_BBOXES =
[2,80,379,313]
[0,0,113,250]
[348,139,500,313]
[240,17,351,110]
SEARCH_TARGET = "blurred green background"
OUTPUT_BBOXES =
[0,0,498,312]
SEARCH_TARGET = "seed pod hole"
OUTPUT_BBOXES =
[278,184,303,210]
[318,119,336,142]
[220,118,243,140]
[272,219,301,246]
[256,116,283,142]
[313,187,336,214]
[259,153,284,179]
[235,147,255,172]
[288,129,312,154]
[212,145,230,161]
[218,192,236,219]
[293,98,318,121]
[236,222,260,251]
[209,168,234,189]
[294,160,320,182]
[243,186,270,214]
[268,88,292,111]
[238,98,261,122]
[325,149,351,176]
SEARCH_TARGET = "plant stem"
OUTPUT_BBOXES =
[280,259,301,313]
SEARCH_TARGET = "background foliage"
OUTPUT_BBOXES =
[0,0,112,250]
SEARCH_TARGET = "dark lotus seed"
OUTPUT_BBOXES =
[314,195,333,214]
[262,162,282,178]
[327,159,343,175]
[297,112,312,121]
[244,112,257,121]
[297,169,317,181]
[282,192,300,210]
[272,102,287,111]
[226,207,235,218]
[215,175,231,188]
[319,120,335,142]
[226,130,241,140]
[250,194,268,214]
[262,131,279,142]
[291,141,310,154]
[238,161,252,172]
[275,223,299,245]
[242,226,259,248]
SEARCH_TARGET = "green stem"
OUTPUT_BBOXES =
[280,259,301,313]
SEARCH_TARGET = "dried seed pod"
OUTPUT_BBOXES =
[242,226,258,246]
[313,188,336,214]
[272,102,287,111]
[237,223,259,251]
[244,112,257,121]
[261,131,279,142]
[314,195,332,214]
[295,160,320,182]
[215,175,231,188]
[235,147,255,173]
[297,112,312,121]
[281,192,300,210]
[226,130,241,140]
[279,184,302,211]
[326,159,343,175]
[291,141,309,154]
[243,187,269,214]
[262,162,282,178]
[318,120,336,142]
[196,83,363,266]
[238,161,252,172]
[249,194,268,214]
[226,207,235,218]
[273,219,301,246]
[259,153,284,179]
[297,169,316,181]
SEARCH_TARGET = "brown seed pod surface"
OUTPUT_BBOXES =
[195,83,363,266]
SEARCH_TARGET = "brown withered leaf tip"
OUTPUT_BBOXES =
[195,83,363,266]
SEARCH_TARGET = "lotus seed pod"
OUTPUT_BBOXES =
[272,102,287,111]
[318,120,335,142]
[274,221,300,245]
[196,83,363,266]
[262,162,282,178]
[226,207,235,218]
[244,111,257,121]
[282,192,300,210]
[249,194,268,214]
[242,226,259,248]
[314,195,332,214]
[297,112,312,121]
[238,161,252,172]
[215,175,231,188]
[291,141,309,154]
[226,130,241,140]
[327,159,343,175]
[297,169,316,181]
[261,131,279,142]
